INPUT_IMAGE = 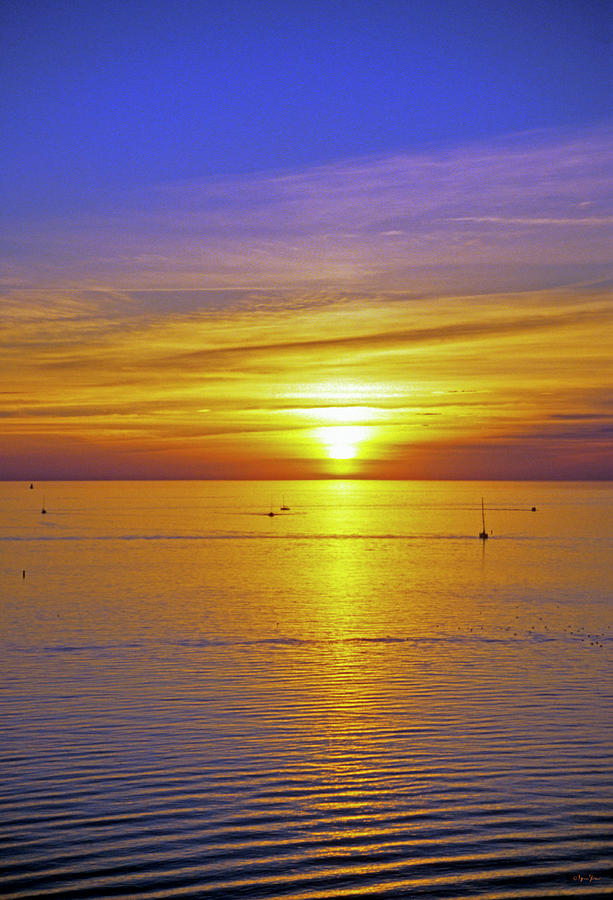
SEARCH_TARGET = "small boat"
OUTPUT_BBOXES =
[29,482,34,489]
[41,496,47,515]
[478,497,488,539]
[280,497,290,511]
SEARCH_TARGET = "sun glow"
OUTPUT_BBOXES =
[314,425,374,460]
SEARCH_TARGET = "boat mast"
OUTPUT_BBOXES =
[479,497,488,539]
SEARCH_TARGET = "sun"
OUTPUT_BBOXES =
[313,425,373,460]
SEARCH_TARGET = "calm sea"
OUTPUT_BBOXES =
[1,480,612,899]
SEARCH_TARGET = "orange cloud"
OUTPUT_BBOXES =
[1,127,611,479]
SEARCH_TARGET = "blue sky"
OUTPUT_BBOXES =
[1,0,610,218]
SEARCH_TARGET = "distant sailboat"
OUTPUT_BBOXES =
[29,482,34,489]
[267,497,275,517]
[280,496,290,511]
[478,497,488,539]
[41,496,47,515]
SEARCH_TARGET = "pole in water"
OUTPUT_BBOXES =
[22,570,26,579]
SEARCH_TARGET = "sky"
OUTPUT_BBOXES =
[1,0,612,479]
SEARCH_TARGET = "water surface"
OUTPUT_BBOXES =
[1,481,612,898]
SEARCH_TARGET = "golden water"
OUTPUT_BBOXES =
[1,481,612,898]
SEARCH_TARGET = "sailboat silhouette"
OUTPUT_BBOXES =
[478,497,488,539]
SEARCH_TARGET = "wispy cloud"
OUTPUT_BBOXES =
[450,216,613,226]
[2,126,611,293]
[1,126,611,478]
